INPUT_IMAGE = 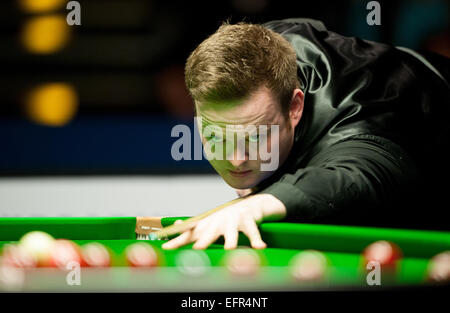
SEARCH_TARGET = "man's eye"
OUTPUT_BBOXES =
[208,135,223,143]
[249,134,259,143]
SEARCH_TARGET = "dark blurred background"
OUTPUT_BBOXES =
[0,0,449,175]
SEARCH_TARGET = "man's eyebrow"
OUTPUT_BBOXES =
[200,114,229,128]
[200,123,227,140]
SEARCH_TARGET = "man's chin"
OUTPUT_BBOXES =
[222,176,259,190]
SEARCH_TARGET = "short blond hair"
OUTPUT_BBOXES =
[185,22,299,114]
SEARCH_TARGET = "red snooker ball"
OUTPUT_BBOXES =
[289,250,329,282]
[48,240,82,269]
[225,249,261,276]
[362,240,402,268]
[1,244,38,268]
[80,242,111,267]
[125,243,158,268]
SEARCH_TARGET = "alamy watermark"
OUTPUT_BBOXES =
[367,1,381,26]
[67,1,81,26]
[66,261,81,286]
[366,261,381,286]
[171,117,280,172]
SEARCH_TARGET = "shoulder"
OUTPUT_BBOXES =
[263,18,328,34]
[308,134,416,169]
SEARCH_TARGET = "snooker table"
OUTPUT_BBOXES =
[0,216,449,292]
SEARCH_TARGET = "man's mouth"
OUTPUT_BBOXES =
[228,169,252,177]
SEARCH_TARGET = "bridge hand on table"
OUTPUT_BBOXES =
[161,194,287,250]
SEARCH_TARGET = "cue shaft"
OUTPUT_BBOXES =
[151,196,248,239]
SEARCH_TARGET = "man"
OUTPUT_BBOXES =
[162,18,450,250]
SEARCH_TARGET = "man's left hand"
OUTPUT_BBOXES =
[161,194,286,250]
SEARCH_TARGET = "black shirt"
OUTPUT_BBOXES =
[257,18,450,230]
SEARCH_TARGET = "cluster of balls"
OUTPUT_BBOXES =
[0,231,162,270]
[0,231,112,269]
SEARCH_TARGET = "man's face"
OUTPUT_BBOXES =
[195,86,300,189]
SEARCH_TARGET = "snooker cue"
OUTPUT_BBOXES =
[149,196,249,240]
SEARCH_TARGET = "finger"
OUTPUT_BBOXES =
[240,217,266,249]
[192,226,222,250]
[172,218,197,233]
[161,231,192,249]
[224,223,239,250]
[161,228,192,250]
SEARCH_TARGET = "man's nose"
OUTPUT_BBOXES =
[228,147,248,168]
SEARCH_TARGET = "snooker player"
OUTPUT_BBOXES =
[162,18,450,250]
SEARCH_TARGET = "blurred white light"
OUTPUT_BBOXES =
[175,250,211,277]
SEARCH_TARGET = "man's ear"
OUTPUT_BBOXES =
[289,88,304,129]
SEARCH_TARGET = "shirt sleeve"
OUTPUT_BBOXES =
[260,135,419,223]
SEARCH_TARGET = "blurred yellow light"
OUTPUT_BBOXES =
[19,0,65,13]
[25,83,78,127]
[21,15,70,54]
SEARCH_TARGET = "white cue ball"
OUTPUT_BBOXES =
[19,231,55,265]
